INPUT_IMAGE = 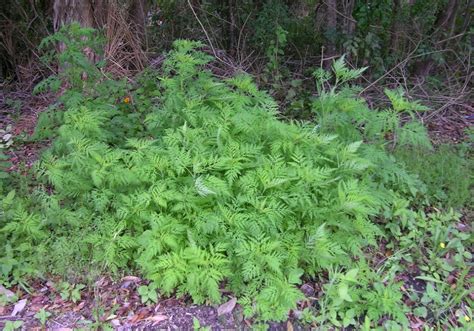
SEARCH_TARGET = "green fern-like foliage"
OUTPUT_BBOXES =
[0,39,437,321]
[312,57,433,199]
[312,57,432,151]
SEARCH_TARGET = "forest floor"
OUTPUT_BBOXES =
[0,86,473,330]
[1,267,469,330]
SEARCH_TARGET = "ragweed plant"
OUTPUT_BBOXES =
[1,27,470,326]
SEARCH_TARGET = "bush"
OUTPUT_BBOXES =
[0,29,469,325]
[9,39,392,318]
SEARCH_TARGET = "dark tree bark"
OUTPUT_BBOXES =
[460,0,473,34]
[390,0,402,53]
[53,0,95,31]
[324,0,338,67]
[342,0,356,37]
[228,0,237,54]
[53,0,147,40]
[326,0,337,52]
[414,0,461,78]
[53,0,148,74]
[435,0,460,34]
[129,0,148,47]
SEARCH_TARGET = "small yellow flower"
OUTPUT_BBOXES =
[124,97,131,104]
[465,315,471,322]
[439,242,446,248]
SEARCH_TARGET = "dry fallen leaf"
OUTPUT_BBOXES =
[287,320,294,331]
[111,319,121,327]
[121,276,142,289]
[129,309,149,323]
[95,277,109,288]
[121,276,141,283]
[106,314,118,321]
[147,314,168,325]
[217,297,237,316]
[73,301,86,312]
[11,299,27,316]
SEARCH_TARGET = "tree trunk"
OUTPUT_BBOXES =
[53,0,95,31]
[53,0,148,74]
[460,0,473,34]
[228,0,237,54]
[435,0,460,33]
[129,0,148,47]
[414,0,461,78]
[325,0,338,67]
[390,0,402,53]
[343,0,356,37]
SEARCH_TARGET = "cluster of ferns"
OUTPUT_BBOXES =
[1,40,433,321]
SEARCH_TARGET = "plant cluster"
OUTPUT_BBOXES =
[0,26,472,328]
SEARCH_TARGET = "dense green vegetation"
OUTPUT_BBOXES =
[1,24,472,329]
[2,0,472,88]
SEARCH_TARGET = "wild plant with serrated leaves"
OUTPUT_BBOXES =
[308,261,409,329]
[35,40,390,320]
[0,34,453,323]
[34,22,104,94]
[313,56,432,150]
[312,56,434,200]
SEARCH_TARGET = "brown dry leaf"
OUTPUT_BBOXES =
[409,316,424,329]
[147,314,168,325]
[121,276,141,283]
[287,320,294,331]
[94,277,109,288]
[30,304,46,312]
[11,299,27,316]
[129,309,149,324]
[106,314,118,321]
[217,297,237,316]
[73,301,86,312]
[31,295,45,304]
[111,319,121,327]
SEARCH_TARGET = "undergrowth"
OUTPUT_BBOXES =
[0,25,472,329]
[395,144,473,208]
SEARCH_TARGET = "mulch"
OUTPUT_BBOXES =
[1,90,53,171]
[425,104,474,144]
[0,277,244,330]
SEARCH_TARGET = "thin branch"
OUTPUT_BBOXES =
[187,0,219,61]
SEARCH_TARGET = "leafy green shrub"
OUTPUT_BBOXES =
[310,47,470,217]
[34,22,104,94]
[312,57,431,150]
[0,40,389,317]
[0,189,46,286]
[312,263,408,329]
[311,57,434,201]
[252,0,290,50]
[31,40,398,321]
[1,28,465,325]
